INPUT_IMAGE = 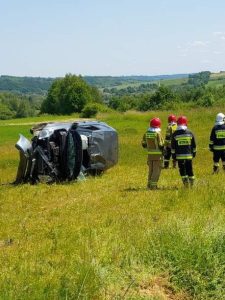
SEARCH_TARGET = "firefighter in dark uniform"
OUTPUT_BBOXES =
[209,112,225,173]
[142,117,164,190]
[171,116,196,187]
[164,114,177,168]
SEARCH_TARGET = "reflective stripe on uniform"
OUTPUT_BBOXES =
[213,145,225,150]
[176,136,192,146]
[176,154,192,159]
[175,134,192,140]
[175,136,192,141]
[146,132,156,138]
[147,151,162,155]
[215,130,225,139]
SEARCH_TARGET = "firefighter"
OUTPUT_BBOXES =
[164,114,177,169]
[209,112,225,173]
[171,116,196,187]
[142,117,164,189]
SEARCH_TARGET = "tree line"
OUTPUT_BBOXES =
[0,74,106,119]
[106,71,225,112]
[1,72,225,120]
[0,74,188,93]
[107,84,222,112]
[0,93,43,120]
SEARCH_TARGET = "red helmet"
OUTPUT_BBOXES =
[150,117,161,128]
[177,116,188,126]
[168,114,177,123]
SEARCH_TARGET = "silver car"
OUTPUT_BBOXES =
[15,121,118,184]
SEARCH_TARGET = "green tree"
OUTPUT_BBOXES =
[41,74,102,115]
[0,103,14,119]
[197,93,214,107]
[15,101,31,118]
[152,86,177,108]
[188,71,211,87]
[41,80,61,114]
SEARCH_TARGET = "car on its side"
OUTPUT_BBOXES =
[15,120,118,184]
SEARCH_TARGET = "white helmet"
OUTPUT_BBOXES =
[215,113,225,125]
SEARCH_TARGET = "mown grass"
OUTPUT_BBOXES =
[1,108,225,299]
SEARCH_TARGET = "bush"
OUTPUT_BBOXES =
[80,103,99,118]
[0,103,14,119]
[197,94,214,107]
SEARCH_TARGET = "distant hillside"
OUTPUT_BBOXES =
[84,74,189,88]
[0,74,189,94]
[208,71,225,87]
[0,76,54,95]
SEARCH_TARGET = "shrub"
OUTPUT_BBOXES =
[80,103,99,118]
[0,103,14,119]
[197,94,214,107]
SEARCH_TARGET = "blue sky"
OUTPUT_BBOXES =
[1,0,225,77]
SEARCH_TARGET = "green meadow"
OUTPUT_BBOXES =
[1,108,225,299]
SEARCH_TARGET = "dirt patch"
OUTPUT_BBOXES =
[138,275,190,300]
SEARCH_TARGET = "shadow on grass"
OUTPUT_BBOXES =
[123,186,179,192]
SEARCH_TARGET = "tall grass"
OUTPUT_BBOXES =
[0,108,225,299]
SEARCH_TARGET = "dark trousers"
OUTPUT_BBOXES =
[213,150,225,163]
[178,159,194,186]
[213,150,225,172]
[164,147,176,168]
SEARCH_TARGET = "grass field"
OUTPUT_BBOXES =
[105,78,188,91]
[106,72,225,91]
[1,108,225,299]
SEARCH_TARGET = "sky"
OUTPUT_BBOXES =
[1,0,225,77]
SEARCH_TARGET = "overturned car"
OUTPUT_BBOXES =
[15,121,118,184]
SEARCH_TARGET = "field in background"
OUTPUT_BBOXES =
[105,71,225,91]
[1,108,225,299]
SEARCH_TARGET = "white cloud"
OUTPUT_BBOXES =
[213,31,224,36]
[201,59,211,64]
[213,31,225,40]
[179,53,187,57]
[177,33,225,64]
[190,40,209,47]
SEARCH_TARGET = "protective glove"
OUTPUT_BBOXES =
[142,141,147,148]
[193,152,196,158]
[172,154,176,160]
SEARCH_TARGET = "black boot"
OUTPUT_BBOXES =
[213,165,219,174]
[164,160,169,169]
[147,182,158,190]
[182,177,189,188]
[189,176,195,187]
[172,160,177,169]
